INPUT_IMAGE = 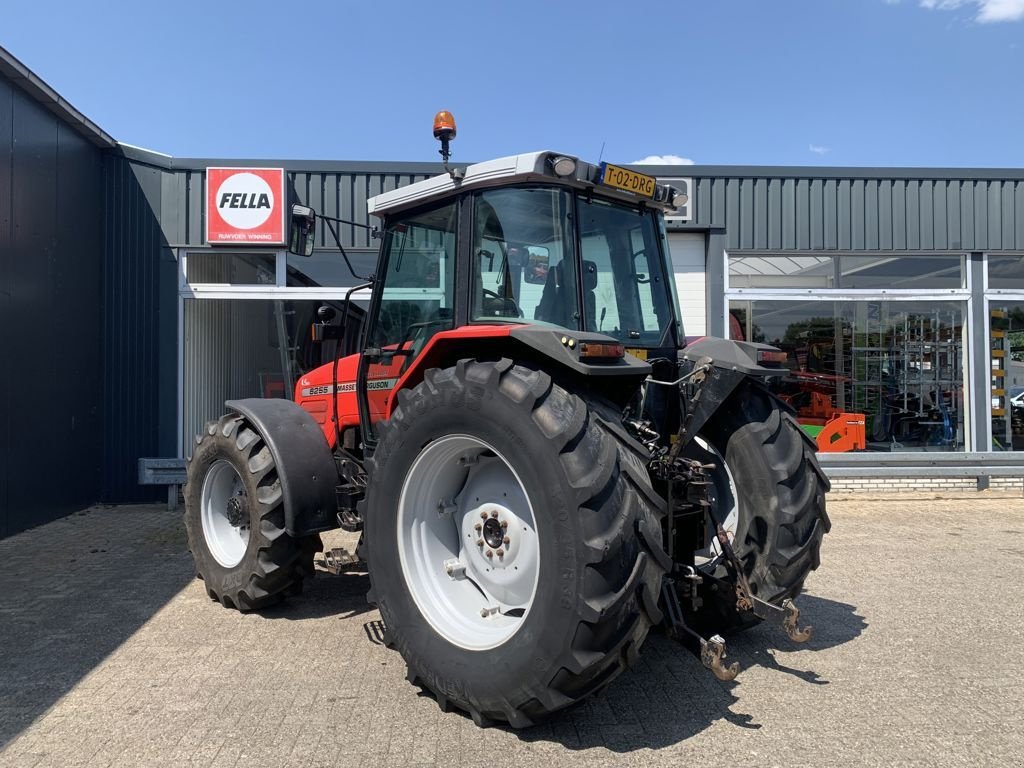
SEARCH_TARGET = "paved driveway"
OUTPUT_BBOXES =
[1,497,1022,767]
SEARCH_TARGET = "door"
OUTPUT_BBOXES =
[361,199,459,435]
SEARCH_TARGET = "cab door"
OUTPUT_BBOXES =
[358,199,459,440]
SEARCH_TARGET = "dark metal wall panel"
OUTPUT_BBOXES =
[0,81,104,536]
[101,155,169,503]
[686,170,1024,253]
[0,79,11,537]
[1016,182,1024,250]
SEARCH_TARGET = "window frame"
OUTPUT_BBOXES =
[725,249,974,452]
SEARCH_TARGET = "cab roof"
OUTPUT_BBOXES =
[366,151,682,218]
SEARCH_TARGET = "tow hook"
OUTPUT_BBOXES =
[716,525,814,643]
[700,634,740,682]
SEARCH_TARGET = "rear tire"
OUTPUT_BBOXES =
[185,413,322,611]
[687,381,830,634]
[365,359,667,727]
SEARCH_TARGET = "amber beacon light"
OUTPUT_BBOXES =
[433,110,457,141]
[433,110,461,178]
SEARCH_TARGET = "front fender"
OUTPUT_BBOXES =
[225,398,338,537]
[675,336,787,448]
[680,336,787,377]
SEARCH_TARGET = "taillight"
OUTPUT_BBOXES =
[757,349,788,364]
[579,342,625,359]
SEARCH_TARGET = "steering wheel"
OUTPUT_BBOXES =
[482,288,522,318]
[632,249,651,284]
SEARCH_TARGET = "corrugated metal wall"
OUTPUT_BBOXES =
[102,155,175,502]
[674,173,1024,253]
[0,78,104,536]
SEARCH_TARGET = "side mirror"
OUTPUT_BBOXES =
[289,204,317,257]
[522,247,550,285]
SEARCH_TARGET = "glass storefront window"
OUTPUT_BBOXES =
[286,249,378,287]
[988,255,1024,290]
[186,252,276,284]
[729,254,964,290]
[729,299,966,451]
[989,302,1024,450]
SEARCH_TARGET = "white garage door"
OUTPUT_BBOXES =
[667,233,706,337]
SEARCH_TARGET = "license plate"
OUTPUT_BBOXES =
[625,347,648,360]
[599,163,657,198]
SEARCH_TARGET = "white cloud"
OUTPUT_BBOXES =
[809,144,831,155]
[919,0,1024,22]
[630,154,695,165]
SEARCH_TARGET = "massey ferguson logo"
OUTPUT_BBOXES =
[206,167,285,244]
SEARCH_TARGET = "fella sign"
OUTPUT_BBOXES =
[206,167,286,244]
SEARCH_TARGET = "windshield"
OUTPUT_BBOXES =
[577,197,673,345]
[470,187,675,346]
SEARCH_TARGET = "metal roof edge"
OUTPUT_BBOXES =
[628,163,1024,181]
[154,154,458,175]
[0,44,116,149]
[110,145,1024,184]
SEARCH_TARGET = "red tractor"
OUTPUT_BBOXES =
[185,115,830,728]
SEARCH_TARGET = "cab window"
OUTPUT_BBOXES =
[577,198,672,345]
[373,201,458,356]
[471,187,578,330]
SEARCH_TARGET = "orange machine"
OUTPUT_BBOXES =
[781,372,867,453]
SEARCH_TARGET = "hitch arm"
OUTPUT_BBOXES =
[661,579,740,682]
[715,525,813,643]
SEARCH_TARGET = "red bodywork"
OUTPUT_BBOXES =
[294,325,513,448]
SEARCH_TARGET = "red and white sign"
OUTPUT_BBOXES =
[206,167,286,244]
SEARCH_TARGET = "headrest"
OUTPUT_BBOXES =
[582,260,598,291]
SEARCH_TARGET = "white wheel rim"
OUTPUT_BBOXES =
[200,460,251,568]
[397,435,540,651]
[693,436,739,565]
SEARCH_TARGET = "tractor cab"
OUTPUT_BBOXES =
[363,149,688,358]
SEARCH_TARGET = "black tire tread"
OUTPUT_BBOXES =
[184,413,322,611]
[695,381,830,631]
[367,359,667,727]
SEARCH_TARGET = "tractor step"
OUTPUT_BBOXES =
[319,547,362,574]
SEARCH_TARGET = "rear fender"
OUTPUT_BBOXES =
[384,326,651,417]
[225,398,339,537]
[676,337,787,448]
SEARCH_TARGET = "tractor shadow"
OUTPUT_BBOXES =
[260,566,375,622]
[510,593,867,751]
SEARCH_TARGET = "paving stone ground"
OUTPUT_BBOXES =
[1,496,1022,767]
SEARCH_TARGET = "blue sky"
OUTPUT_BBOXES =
[3,0,1023,167]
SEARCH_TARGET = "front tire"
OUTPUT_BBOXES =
[365,360,667,727]
[687,381,831,634]
[185,413,321,611]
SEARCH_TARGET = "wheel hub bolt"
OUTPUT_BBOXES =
[480,511,488,520]
[490,510,499,518]
[500,520,508,529]
[225,497,247,528]
[477,539,484,547]
[496,548,504,558]
[503,536,510,545]
[474,522,482,531]
[485,550,493,558]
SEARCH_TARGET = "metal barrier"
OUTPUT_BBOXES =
[138,458,186,509]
